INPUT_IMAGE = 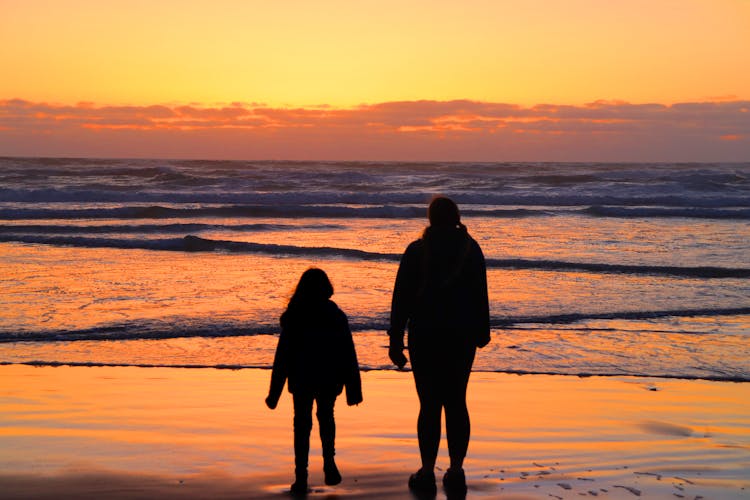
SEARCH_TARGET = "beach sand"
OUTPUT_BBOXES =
[1,364,748,499]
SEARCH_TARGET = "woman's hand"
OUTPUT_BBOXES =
[476,334,490,348]
[347,394,363,406]
[388,337,408,369]
[265,395,278,410]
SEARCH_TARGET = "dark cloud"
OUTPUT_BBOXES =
[0,98,748,161]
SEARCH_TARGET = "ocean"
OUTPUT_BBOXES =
[1,157,748,381]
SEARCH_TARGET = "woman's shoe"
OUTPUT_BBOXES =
[408,468,437,496]
[442,467,467,496]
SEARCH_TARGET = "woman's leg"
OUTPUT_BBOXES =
[443,341,476,470]
[416,389,442,472]
[409,343,442,472]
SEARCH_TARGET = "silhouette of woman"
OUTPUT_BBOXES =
[388,197,490,497]
[266,268,363,496]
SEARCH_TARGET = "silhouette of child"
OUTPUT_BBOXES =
[266,268,363,495]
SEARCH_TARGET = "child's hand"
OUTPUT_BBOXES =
[265,395,278,409]
[388,344,408,369]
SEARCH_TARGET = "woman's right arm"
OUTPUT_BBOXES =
[388,242,420,367]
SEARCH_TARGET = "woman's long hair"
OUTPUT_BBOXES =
[287,267,334,311]
[420,197,471,294]
[423,196,468,238]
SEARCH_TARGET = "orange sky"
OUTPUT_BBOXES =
[1,0,749,160]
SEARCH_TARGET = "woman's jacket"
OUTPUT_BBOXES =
[389,226,490,348]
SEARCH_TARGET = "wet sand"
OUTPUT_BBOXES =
[1,364,748,498]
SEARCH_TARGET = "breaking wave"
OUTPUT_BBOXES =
[2,307,747,343]
[1,203,749,220]
[2,233,748,278]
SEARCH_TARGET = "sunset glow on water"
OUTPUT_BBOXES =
[1,159,747,381]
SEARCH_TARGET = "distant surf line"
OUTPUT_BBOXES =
[0,222,345,234]
[1,204,749,220]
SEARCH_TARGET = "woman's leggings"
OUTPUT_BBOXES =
[409,331,476,470]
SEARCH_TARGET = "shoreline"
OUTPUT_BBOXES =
[1,365,748,498]
[3,359,750,384]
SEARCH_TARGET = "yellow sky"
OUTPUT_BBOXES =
[1,0,749,108]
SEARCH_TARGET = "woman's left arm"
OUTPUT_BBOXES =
[474,242,491,348]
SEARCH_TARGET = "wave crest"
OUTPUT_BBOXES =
[2,233,748,278]
[2,307,747,343]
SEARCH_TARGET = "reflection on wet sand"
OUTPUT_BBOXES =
[1,365,748,499]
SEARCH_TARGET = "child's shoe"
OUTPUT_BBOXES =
[291,469,308,496]
[323,459,342,485]
[290,480,308,496]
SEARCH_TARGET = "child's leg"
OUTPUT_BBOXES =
[316,392,342,485]
[292,392,314,480]
[315,393,337,460]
